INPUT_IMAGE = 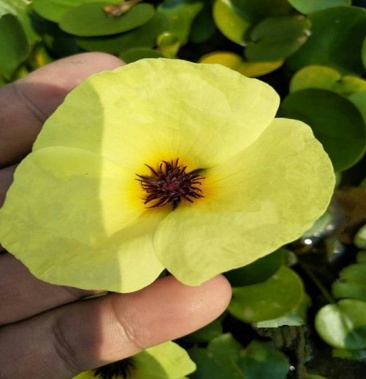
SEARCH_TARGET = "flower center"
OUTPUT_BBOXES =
[94,358,134,379]
[136,158,205,210]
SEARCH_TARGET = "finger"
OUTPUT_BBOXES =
[0,52,123,167]
[0,275,231,379]
[0,164,15,208]
[0,253,97,325]
[0,164,16,251]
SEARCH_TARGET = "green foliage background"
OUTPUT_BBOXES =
[1,0,366,378]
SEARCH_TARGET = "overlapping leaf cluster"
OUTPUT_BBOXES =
[1,0,366,378]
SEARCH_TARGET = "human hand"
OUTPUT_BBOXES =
[0,53,231,378]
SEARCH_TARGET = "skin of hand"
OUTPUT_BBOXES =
[0,53,232,379]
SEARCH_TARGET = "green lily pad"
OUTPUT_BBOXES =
[189,338,245,379]
[287,6,366,75]
[208,333,243,358]
[280,88,366,172]
[255,294,309,328]
[355,225,366,249]
[332,263,366,302]
[76,13,168,53]
[288,0,351,15]
[230,0,292,24]
[119,47,163,63]
[349,91,366,125]
[190,2,216,44]
[59,2,154,37]
[157,0,204,45]
[290,65,366,96]
[315,299,366,349]
[0,14,30,80]
[245,15,311,61]
[228,266,305,323]
[0,0,39,45]
[225,249,283,287]
[333,347,366,360]
[182,318,223,344]
[212,0,251,45]
[199,51,283,77]
[31,0,111,23]
[237,340,290,379]
[356,250,366,263]
[156,31,181,58]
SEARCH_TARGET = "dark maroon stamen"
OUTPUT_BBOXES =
[136,158,205,210]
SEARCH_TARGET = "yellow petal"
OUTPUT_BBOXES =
[0,147,164,292]
[154,118,335,285]
[132,341,196,379]
[34,59,280,170]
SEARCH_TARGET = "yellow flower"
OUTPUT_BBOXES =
[0,59,334,292]
[73,341,195,379]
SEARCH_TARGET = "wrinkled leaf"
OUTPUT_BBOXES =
[280,89,366,171]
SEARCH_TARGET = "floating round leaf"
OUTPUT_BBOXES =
[76,13,168,53]
[31,0,110,23]
[212,0,251,45]
[199,51,283,77]
[59,2,155,37]
[355,225,366,249]
[225,249,283,287]
[228,266,305,322]
[0,14,30,80]
[245,15,311,62]
[332,263,366,302]
[349,91,366,125]
[280,88,366,172]
[237,340,290,379]
[315,299,366,350]
[290,65,366,96]
[157,0,204,45]
[288,0,351,15]
[230,0,292,23]
[287,6,366,75]
[119,48,163,63]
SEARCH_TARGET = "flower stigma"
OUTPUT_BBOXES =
[136,158,205,210]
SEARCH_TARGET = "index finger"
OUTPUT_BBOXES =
[0,52,123,168]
